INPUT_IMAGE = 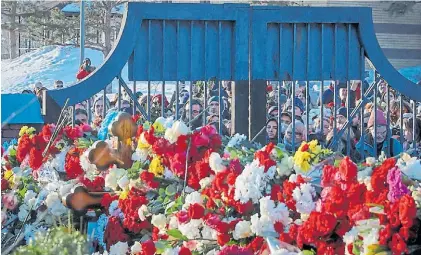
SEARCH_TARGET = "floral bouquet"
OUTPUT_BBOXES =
[293,140,332,174]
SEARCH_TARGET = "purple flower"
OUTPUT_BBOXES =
[387,167,409,203]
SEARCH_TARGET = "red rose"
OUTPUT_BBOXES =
[178,246,192,255]
[217,232,231,246]
[141,240,156,255]
[379,224,392,245]
[188,203,205,219]
[176,210,190,224]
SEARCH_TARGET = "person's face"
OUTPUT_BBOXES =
[370,125,387,143]
[339,88,347,101]
[403,124,413,142]
[75,113,88,125]
[322,120,330,136]
[336,115,347,130]
[269,110,279,118]
[297,92,305,102]
[180,91,188,98]
[294,106,302,117]
[285,128,304,144]
[281,115,291,126]
[191,104,201,118]
[95,100,104,117]
[378,82,387,94]
[209,101,219,115]
[266,121,278,139]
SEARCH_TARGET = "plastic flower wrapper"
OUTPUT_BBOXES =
[397,153,421,181]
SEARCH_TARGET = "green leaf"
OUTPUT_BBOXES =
[226,240,237,246]
[159,188,165,196]
[165,185,177,196]
[155,240,170,254]
[166,229,188,241]
[163,196,170,204]
[132,161,141,170]
[301,250,315,255]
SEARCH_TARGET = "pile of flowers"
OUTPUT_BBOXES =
[2,115,421,255]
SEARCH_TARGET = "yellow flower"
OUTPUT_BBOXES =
[19,126,29,137]
[293,151,312,172]
[119,190,129,200]
[137,133,150,149]
[149,157,164,177]
[153,121,165,134]
[4,170,14,186]
[27,127,36,134]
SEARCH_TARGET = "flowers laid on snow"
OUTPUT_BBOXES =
[2,117,421,255]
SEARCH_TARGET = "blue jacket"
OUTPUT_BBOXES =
[356,132,403,158]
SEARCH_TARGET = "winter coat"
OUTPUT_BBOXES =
[355,131,403,158]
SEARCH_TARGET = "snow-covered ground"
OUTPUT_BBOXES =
[1,45,420,96]
[1,45,176,97]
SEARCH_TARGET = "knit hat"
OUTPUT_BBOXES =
[208,96,219,105]
[337,107,347,118]
[284,97,304,113]
[321,89,334,105]
[367,109,387,128]
[33,82,43,90]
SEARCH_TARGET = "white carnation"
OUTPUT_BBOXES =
[278,157,294,177]
[151,214,167,230]
[163,247,180,255]
[165,121,189,144]
[105,168,127,190]
[250,213,275,236]
[80,148,98,174]
[259,196,291,226]
[226,133,247,148]
[292,183,316,215]
[233,220,252,240]
[117,175,130,190]
[169,216,179,229]
[199,175,215,189]
[183,191,203,209]
[131,148,149,162]
[209,152,225,173]
[109,241,128,255]
[201,225,217,240]
[131,241,142,255]
[179,219,202,239]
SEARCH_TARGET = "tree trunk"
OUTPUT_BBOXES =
[8,1,17,59]
[103,7,112,58]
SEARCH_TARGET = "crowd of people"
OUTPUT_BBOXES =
[24,57,421,161]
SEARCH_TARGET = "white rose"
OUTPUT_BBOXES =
[109,241,129,255]
[151,214,167,230]
[209,153,225,173]
[117,175,130,190]
[233,220,252,240]
[131,241,142,254]
[138,204,149,221]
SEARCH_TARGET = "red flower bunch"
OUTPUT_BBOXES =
[104,216,129,250]
[79,176,104,192]
[366,158,396,206]
[118,188,151,233]
[101,193,119,210]
[188,203,205,219]
[139,240,156,255]
[218,245,253,255]
[204,213,240,245]
[140,171,159,189]
[64,147,85,179]
[254,143,276,172]
[62,126,84,140]
[296,211,337,247]
[179,246,192,255]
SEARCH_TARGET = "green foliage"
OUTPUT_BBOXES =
[166,229,188,241]
[13,227,89,255]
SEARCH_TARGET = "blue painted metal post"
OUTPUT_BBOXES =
[80,0,85,65]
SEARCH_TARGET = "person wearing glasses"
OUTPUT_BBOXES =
[283,120,306,152]
[183,99,203,129]
[356,109,403,158]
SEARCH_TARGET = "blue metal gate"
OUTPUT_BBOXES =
[2,2,420,158]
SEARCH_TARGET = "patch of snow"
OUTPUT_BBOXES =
[1,45,175,97]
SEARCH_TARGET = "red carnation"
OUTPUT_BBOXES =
[274,221,284,234]
[301,143,309,152]
[217,232,231,246]
[178,246,192,255]
[64,147,85,179]
[140,171,159,189]
[188,203,205,219]
[101,193,119,210]
[141,240,156,255]
[398,194,417,228]
[390,233,408,255]
[338,157,357,183]
[104,216,128,250]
